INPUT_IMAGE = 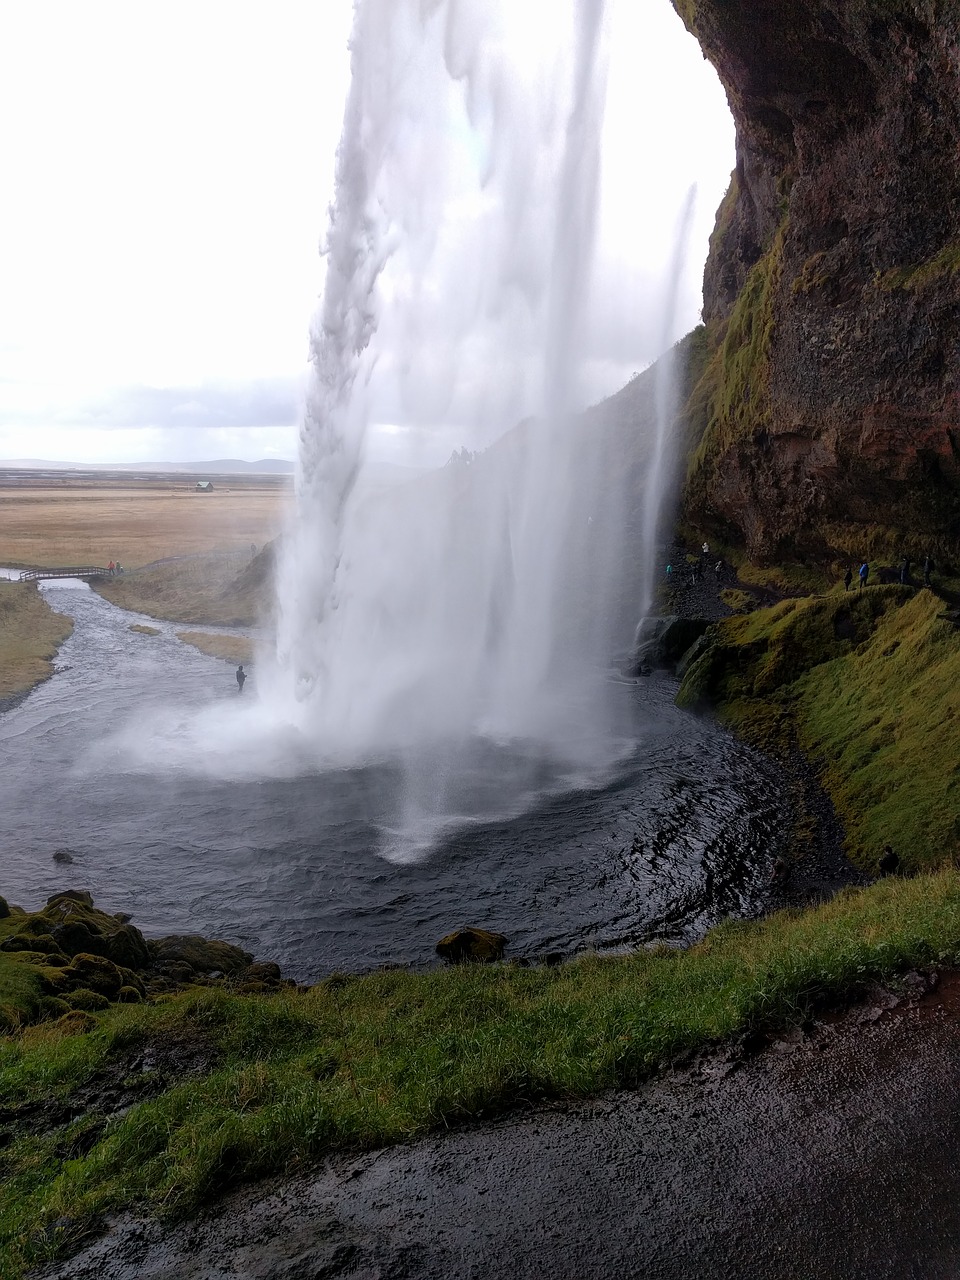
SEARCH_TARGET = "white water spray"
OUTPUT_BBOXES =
[266,0,686,821]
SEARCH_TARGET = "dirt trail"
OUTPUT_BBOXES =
[37,973,960,1279]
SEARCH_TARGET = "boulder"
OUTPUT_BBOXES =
[46,890,94,910]
[436,927,508,964]
[107,924,150,970]
[627,617,712,674]
[242,962,283,986]
[50,919,111,960]
[675,633,713,680]
[0,896,9,920]
[66,989,110,1012]
[60,953,125,999]
[149,935,254,975]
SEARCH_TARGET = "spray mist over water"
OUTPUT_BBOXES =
[254,0,688,852]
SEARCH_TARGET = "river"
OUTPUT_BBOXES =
[1,577,786,981]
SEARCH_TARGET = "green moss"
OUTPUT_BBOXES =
[791,250,832,295]
[682,219,788,531]
[875,241,960,293]
[719,588,757,614]
[677,586,960,872]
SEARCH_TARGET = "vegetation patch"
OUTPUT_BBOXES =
[0,583,73,701]
[678,586,960,872]
[94,551,271,628]
[875,241,960,293]
[3,870,960,1275]
[683,219,787,510]
[176,632,254,664]
[128,624,160,637]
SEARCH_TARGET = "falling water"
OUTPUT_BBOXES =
[267,0,685,848]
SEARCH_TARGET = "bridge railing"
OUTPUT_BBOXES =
[18,567,110,582]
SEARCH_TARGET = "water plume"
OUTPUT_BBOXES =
[266,0,683,846]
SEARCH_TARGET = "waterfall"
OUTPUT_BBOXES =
[268,0,679,814]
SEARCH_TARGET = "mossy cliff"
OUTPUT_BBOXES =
[673,0,960,564]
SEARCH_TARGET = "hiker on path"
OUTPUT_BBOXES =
[858,562,869,590]
[844,567,853,592]
[900,556,911,585]
[236,665,246,693]
[924,555,933,587]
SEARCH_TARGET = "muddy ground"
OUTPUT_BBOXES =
[36,971,960,1280]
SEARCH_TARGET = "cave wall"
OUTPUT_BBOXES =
[674,0,960,563]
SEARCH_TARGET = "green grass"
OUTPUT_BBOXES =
[3,868,960,1275]
[678,585,960,871]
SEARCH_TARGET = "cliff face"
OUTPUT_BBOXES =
[675,0,960,562]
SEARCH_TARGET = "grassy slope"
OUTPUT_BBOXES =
[3,869,960,1275]
[0,584,74,699]
[93,553,270,628]
[679,585,960,871]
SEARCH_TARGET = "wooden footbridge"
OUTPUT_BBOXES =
[18,567,112,582]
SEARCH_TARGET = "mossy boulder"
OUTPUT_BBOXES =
[0,896,9,920]
[150,935,254,975]
[436,927,508,964]
[60,954,126,1000]
[65,988,110,1012]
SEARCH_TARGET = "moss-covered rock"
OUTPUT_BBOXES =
[436,928,508,964]
[65,989,111,1012]
[149,935,254,975]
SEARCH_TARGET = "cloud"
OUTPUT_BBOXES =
[0,377,303,432]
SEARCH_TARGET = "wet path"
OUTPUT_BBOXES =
[2,579,787,980]
[38,976,960,1280]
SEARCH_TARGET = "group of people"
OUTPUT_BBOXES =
[664,541,728,590]
[843,555,934,591]
[106,560,124,575]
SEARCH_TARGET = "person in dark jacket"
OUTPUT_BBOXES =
[858,562,869,590]
[843,567,853,592]
[236,665,246,693]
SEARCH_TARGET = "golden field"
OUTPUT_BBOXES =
[0,476,291,570]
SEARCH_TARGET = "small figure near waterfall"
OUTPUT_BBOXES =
[843,567,853,592]
[236,665,246,693]
[900,556,911,585]
[858,562,869,590]
[924,555,934,587]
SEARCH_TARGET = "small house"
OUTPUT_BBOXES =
[196,480,214,492]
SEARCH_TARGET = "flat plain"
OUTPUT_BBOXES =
[0,469,292,569]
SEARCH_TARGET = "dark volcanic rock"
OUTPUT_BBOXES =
[675,0,960,563]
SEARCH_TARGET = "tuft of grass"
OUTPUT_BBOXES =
[0,583,73,700]
[3,870,960,1275]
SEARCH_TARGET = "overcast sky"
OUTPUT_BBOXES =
[0,0,734,467]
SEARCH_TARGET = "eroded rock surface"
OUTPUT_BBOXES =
[676,0,960,562]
